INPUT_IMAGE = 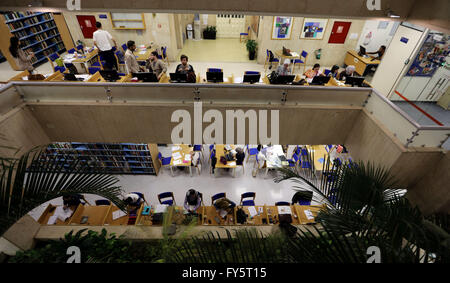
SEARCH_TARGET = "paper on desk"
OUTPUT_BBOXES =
[22,76,28,80]
[112,209,127,220]
[154,204,168,213]
[47,215,58,225]
[278,206,292,215]
[184,155,191,161]
[173,160,183,166]
[75,74,90,80]
[258,207,263,214]
[54,206,73,221]
[219,209,228,218]
[172,146,181,151]
[173,152,182,160]
[138,51,146,55]
[228,161,236,166]
[290,52,299,57]
[304,209,314,220]
[248,206,258,218]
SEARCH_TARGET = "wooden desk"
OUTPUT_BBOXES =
[215,144,237,177]
[344,50,380,76]
[170,144,193,176]
[104,205,130,225]
[295,205,326,224]
[88,71,130,83]
[264,145,288,176]
[38,204,76,225]
[241,205,268,225]
[306,145,329,171]
[68,205,110,225]
[8,70,30,82]
[202,206,235,225]
[72,48,99,73]
[135,49,152,62]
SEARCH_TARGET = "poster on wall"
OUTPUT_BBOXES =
[300,18,328,40]
[271,16,293,40]
[406,34,449,77]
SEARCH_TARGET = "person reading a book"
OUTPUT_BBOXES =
[124,192,146,213]
[304,63,323,83]
[183,189,202,213]
[214,197,236,218]
[9,37,35,72]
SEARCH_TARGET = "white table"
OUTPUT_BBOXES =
[264,145,288,176]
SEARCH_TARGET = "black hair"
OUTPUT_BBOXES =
[380,45,386,50]
[313,63,320,69]
[96,22,102,28]
[151,51,158,56]
[9,37,19,58]
[180,54,188,61]
[127,40,135,49]
[124,197,133,205]
[331,65,340,72]
[188,189,196,196]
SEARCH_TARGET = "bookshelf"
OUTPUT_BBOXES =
[30,142,160,175]
[0,11,72,70]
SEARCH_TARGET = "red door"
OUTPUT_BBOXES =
[328,21,351,44]
[76,15,97,39]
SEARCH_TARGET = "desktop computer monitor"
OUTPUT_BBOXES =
[345,76,365,87]
[243,74,261,84]
[358,45,366,56]
[169,73,188,83]
[99,70,121,82]
[310,75,331,86]
[132,72,158,82]
[271,75,295,85]
[206,72,224,83]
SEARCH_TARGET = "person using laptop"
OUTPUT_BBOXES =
[338,65,356,81]
[93,22,118,71]
[276,59,292,76]
[175,54,194,74]
[367,45,386,60]
[328,65,340,78]
[146,51,167,80]
[304,63,323,83]
[124,40,145,74]
[183,189,202,214]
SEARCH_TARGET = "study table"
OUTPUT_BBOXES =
[38,203,326,227]
[263,145,289,176]
[344,50,381,76]
[274,49,301,73]
[214,144,237,177]
[169,144,193,177]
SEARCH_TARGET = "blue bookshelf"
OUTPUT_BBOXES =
[1,11,67,69]
[30,142,158,175]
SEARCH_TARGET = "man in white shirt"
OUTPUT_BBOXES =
[93,21,118,71]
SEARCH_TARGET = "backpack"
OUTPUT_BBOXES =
[236,208,247,224]
[187,71,196,83]
[268,50,275,62]
[268,71,279,84]
[220,156,227,165]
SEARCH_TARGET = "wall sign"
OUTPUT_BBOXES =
[99,14,107,19]
[400,37,409,44]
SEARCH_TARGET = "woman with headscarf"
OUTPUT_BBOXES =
[276,59,292,76]
[9,36,35,72]
[338,65,356,81]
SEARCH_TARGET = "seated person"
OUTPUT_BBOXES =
[214,197,236,218]
[328,65,340,78]
[183,189,202,213]
[124,192,145,213]
[62,193,88,209]
[276,59,292,76]
[124,40,145,74]
[175,54,194,74]
[291,191,313,205]
[367,45,386,60]
[190,150,201,168]
[338,65,355,81]
[304,63,323,83]
[235,147,245,166]
[146,51,167,80]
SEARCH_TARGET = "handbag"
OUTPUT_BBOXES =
[236,208,247,224]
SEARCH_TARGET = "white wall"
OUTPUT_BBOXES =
[355,20,399,52]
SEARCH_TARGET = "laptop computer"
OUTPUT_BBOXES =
[63,73,84,81]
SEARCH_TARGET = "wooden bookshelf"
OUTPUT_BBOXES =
[0,11,73,70]
[29,142,159,175]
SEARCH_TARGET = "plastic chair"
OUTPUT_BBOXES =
[47,53,61,72]
[121,43,128,52]
[207,68,223,73]
[158,152,172,175]
[240,192,256,206]
[264,49,280,72]
[162,46,169,66]
[324,69,331,76]
[293,191,313,206]
[240,26,250,42]
[68,48,76,54]
[115,51,125,73]
[95,199,111,206]
[288,152,300,169]
[88,67,100,75]
[293,50,308,73]
[193,145,203,160]
[275,201,290,206]
[76,44,83,52]
[246,145,259,163]
[158,192,175,206]
[244,71,260,75]
[211,192,226,206]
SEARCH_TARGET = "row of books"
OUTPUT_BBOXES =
[22,29,59,46]
[14,21,56,38]
[3,11,36,21]
[7,13,53,31]
[27,43,64,64]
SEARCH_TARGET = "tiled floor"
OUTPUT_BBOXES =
[28,145,328,221]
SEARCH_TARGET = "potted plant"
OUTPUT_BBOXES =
[246,39,258,60]
[203,26,217,40]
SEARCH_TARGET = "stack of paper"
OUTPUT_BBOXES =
[291,52,299,57]
[184,155,191,161]
[139,51,146,55]
[248,206,258,218]
[304,209,314,220]
[112,209,127,220]
[278,206,292,215]
[173,152,182,160]
[47,215,58,225]
[173,160,182,166]
[154,204,168,213]
[172,146,181,151]
[228,161,236,166]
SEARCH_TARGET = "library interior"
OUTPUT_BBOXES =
[0,0,448,259]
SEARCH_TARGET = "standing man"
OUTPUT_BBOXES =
[146,51,167,80]
[124,40,144,74]
[93,22,118,70]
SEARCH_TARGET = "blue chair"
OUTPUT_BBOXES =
[324,69,331,76]
[265,49,279,71]
[162,46,169,66]
[240,26,250,42]
[121,43,128,52]
[302,161,312,169]
[246,145,259,163]
[240,192,256,206]
[301,149,308,156]
[244,71,260,75]
[293,50,308,73]
[211,192,226,206]
[295,146,301,155]
[91,54,105,69]
[193,144,204,161]
[288,152,300,169]
[325,145,333,152]
[158,152,172,174]
[88,67,100,75]
[68,48,76,54]
[76,44,83,52]
[293,191,313,206]
[275,201,290,206]
[158,192,175,206]
[207,68,223,73]
[55,66,66,73]
[95,199,111,206]
[115,51,125,72]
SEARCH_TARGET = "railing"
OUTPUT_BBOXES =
[1,81,449,148]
